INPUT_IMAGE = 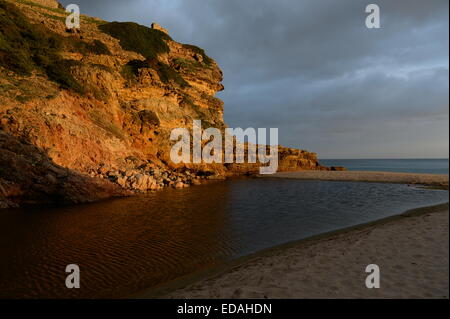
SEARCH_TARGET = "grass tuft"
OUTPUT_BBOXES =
[71,39,111,56]
[122,58,190,88]
[0,1,111,96]
[99,22,171,60]
[0,1,80,93]
[89,109,125,140]
[182,44,213,66]
[99,22,192,87]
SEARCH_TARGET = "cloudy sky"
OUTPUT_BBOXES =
[61,0,449,159]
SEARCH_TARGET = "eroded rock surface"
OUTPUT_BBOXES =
[0,0,329,207]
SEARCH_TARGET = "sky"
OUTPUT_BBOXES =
[60,0,449,159]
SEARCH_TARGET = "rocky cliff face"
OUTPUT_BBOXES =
[0,0,328,208]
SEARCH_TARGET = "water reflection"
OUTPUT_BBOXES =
[0,179,447,298]
[0,182,232,298]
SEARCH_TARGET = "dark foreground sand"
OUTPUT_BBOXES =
[165,204,449,299]
[260,171,449,187]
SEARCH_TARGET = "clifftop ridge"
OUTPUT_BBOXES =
[0,0,329,208]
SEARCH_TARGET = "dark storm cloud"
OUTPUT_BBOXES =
[60,0,449,158]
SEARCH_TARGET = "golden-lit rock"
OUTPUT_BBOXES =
[0,0,328,207]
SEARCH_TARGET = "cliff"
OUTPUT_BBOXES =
[0,0,329,208]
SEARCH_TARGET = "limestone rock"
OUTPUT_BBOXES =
[194,53,203,63]
[0,2,330,208]
[0,131,130,208]
[151,22,169,35]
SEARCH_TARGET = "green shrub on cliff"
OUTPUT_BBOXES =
[0,1,84,93]
[156,61,189,87]
[182,44,213,66]
[100,22,192,87]
[88,109,125,140]
[99,22,171,60]
[0,1,55,75]
[0,1,113,96]
[121,59,149,81]
[72,39,111,56]
[173,58,203,73]
[122,59,190,88]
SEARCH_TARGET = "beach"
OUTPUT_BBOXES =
[166,203,449,299]
[1,0,448,303]
[261,171,449,187]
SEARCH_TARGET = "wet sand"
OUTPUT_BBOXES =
[164,204,449,299]
[260,171,449,187]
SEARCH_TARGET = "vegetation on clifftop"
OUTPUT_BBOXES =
[99,22,171,60]
[0,1,81,92]
[182,44,213,66]
[100,22,192,88]
[0,1,110,95]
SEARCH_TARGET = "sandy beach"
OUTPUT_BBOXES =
[261,171,449,187]
[165,204,449,299]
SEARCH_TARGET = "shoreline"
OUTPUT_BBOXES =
[259,171,449,188]
[2,170,447,210]
[135,202,449,299]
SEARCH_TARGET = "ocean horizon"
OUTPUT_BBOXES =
[320,158,449,175]
[0,0,448,302]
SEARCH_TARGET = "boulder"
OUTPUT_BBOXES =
[174,182,185,188]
